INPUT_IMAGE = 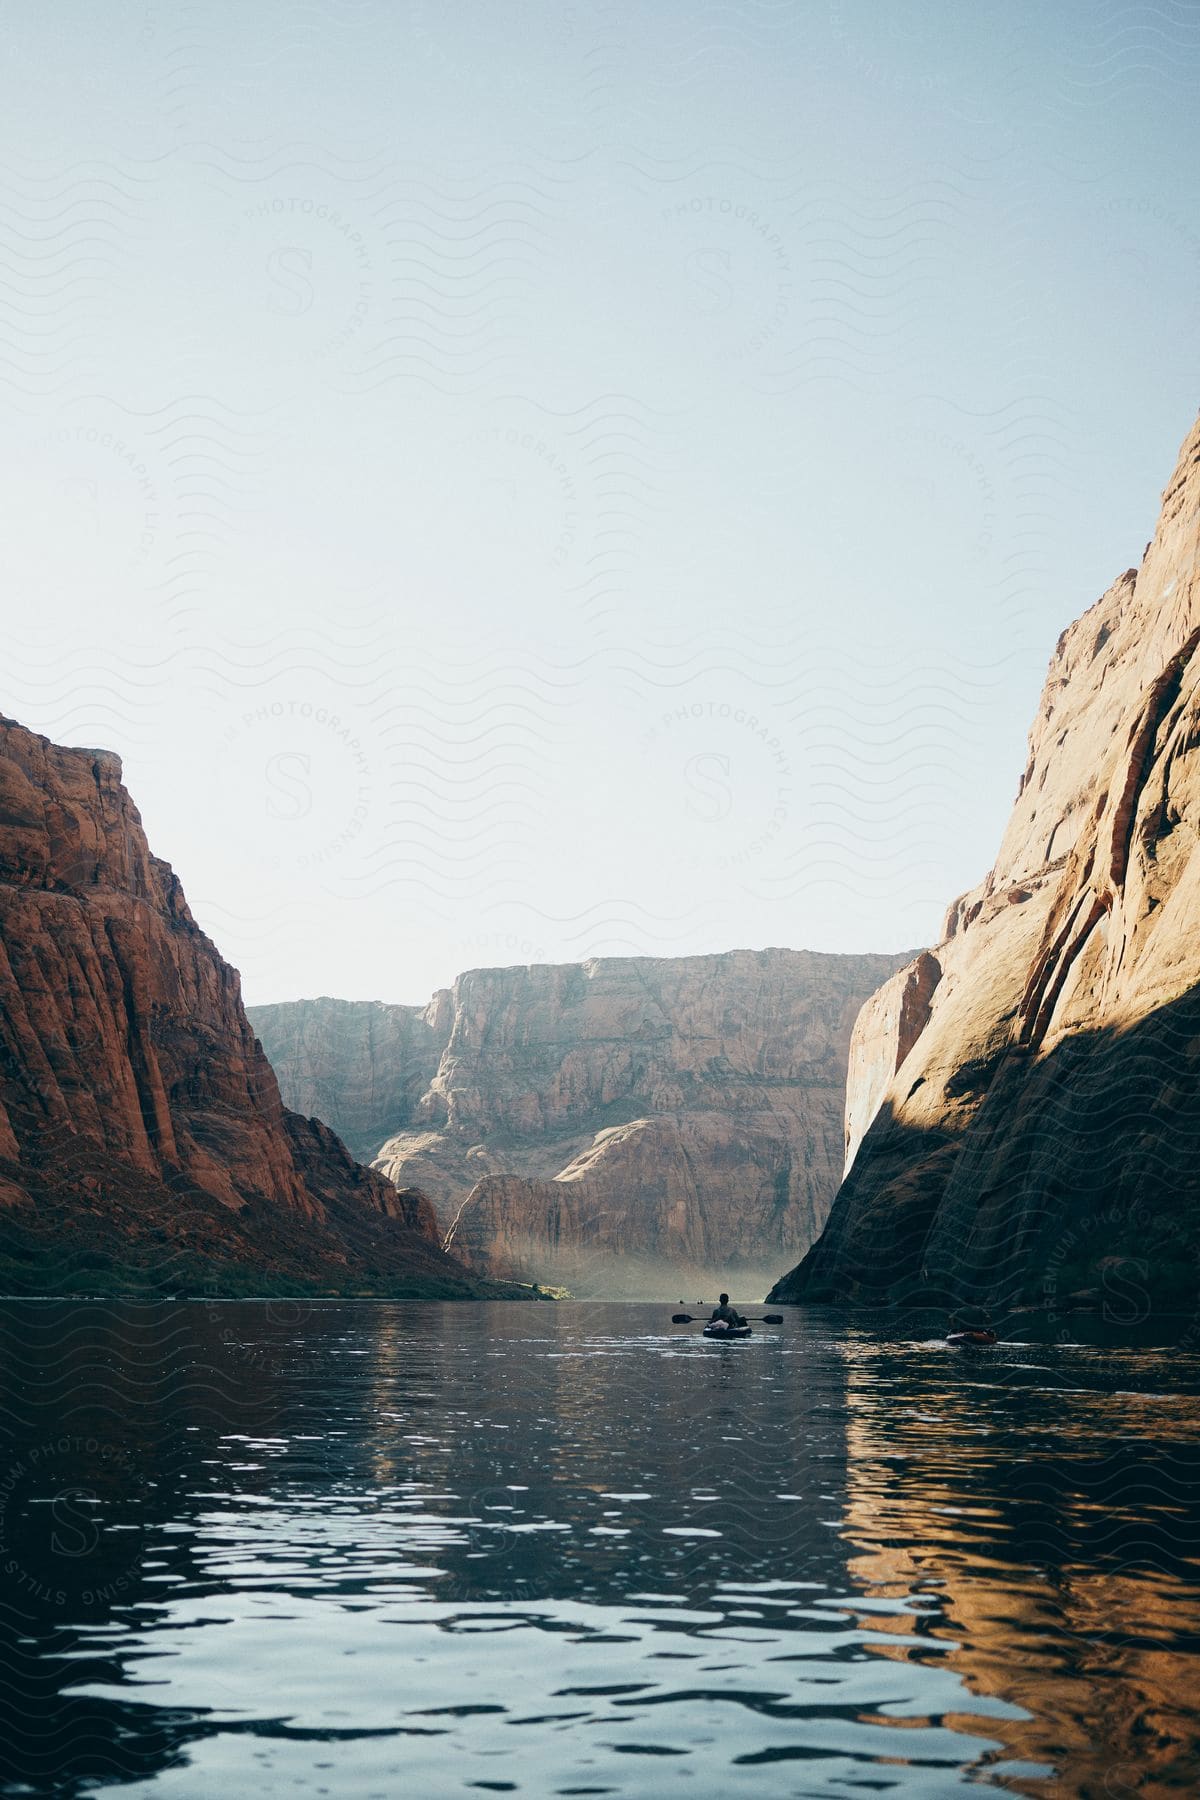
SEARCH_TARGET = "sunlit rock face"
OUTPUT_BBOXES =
[255,948,913,1298]
[772,411,1200,1313]
[0,716,499,1296]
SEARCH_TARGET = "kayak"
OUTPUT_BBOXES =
[702,1322,752,1339]
[946,1329,997,1346]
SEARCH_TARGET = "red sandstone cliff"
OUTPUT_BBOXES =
[254,948,914,1298]
[0,715,510,1296]
[771,411,1200,1314]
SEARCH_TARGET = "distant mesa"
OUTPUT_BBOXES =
[771,408,1200,1317]
[251,946,914,1299]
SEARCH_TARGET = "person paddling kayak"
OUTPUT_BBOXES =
[709,1293,746,1329]
[946,1310,996,1346]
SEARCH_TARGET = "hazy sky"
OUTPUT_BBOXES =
[1,1,1197,1004]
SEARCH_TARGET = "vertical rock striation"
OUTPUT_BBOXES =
[255,948,915,1297]
[770,411,1200,1313]
[244,994,447,1162]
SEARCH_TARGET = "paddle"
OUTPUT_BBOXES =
[671,1312,784,1324]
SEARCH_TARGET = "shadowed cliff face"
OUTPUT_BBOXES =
[244,994,447,1163]
[771,412,1200,1314]
[784,990,1200,1320]
[255,949,914,1298]
[0,716,511,1298]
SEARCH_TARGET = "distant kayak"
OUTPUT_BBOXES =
[946,1329,997,1346]
[702,1322,752,1339]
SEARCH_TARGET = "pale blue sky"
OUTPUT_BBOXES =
[1,1,1197,1001]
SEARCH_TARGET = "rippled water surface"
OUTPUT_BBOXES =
[2,1302,1200,1797]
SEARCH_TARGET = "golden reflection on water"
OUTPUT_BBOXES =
[838,1347,1200,1797]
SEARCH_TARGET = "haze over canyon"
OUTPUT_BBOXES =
[250,948,911,1298]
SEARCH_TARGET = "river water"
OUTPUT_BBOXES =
[1,1301,1198,1798]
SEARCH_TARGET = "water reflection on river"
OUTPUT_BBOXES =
[0,1301,1197,1796]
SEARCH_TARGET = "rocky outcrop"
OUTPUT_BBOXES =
[0,715,514,1297]
[841,950,942,1175]
[246,995,447,1161]
[442,1111,833,1297]
[771,411,1200,1314]
[256,948,914,1297]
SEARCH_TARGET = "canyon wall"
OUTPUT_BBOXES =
[254,948,913,1297]
[245,994,447,1162]
[0,715,512,1297]
[771,411,1200,1315]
